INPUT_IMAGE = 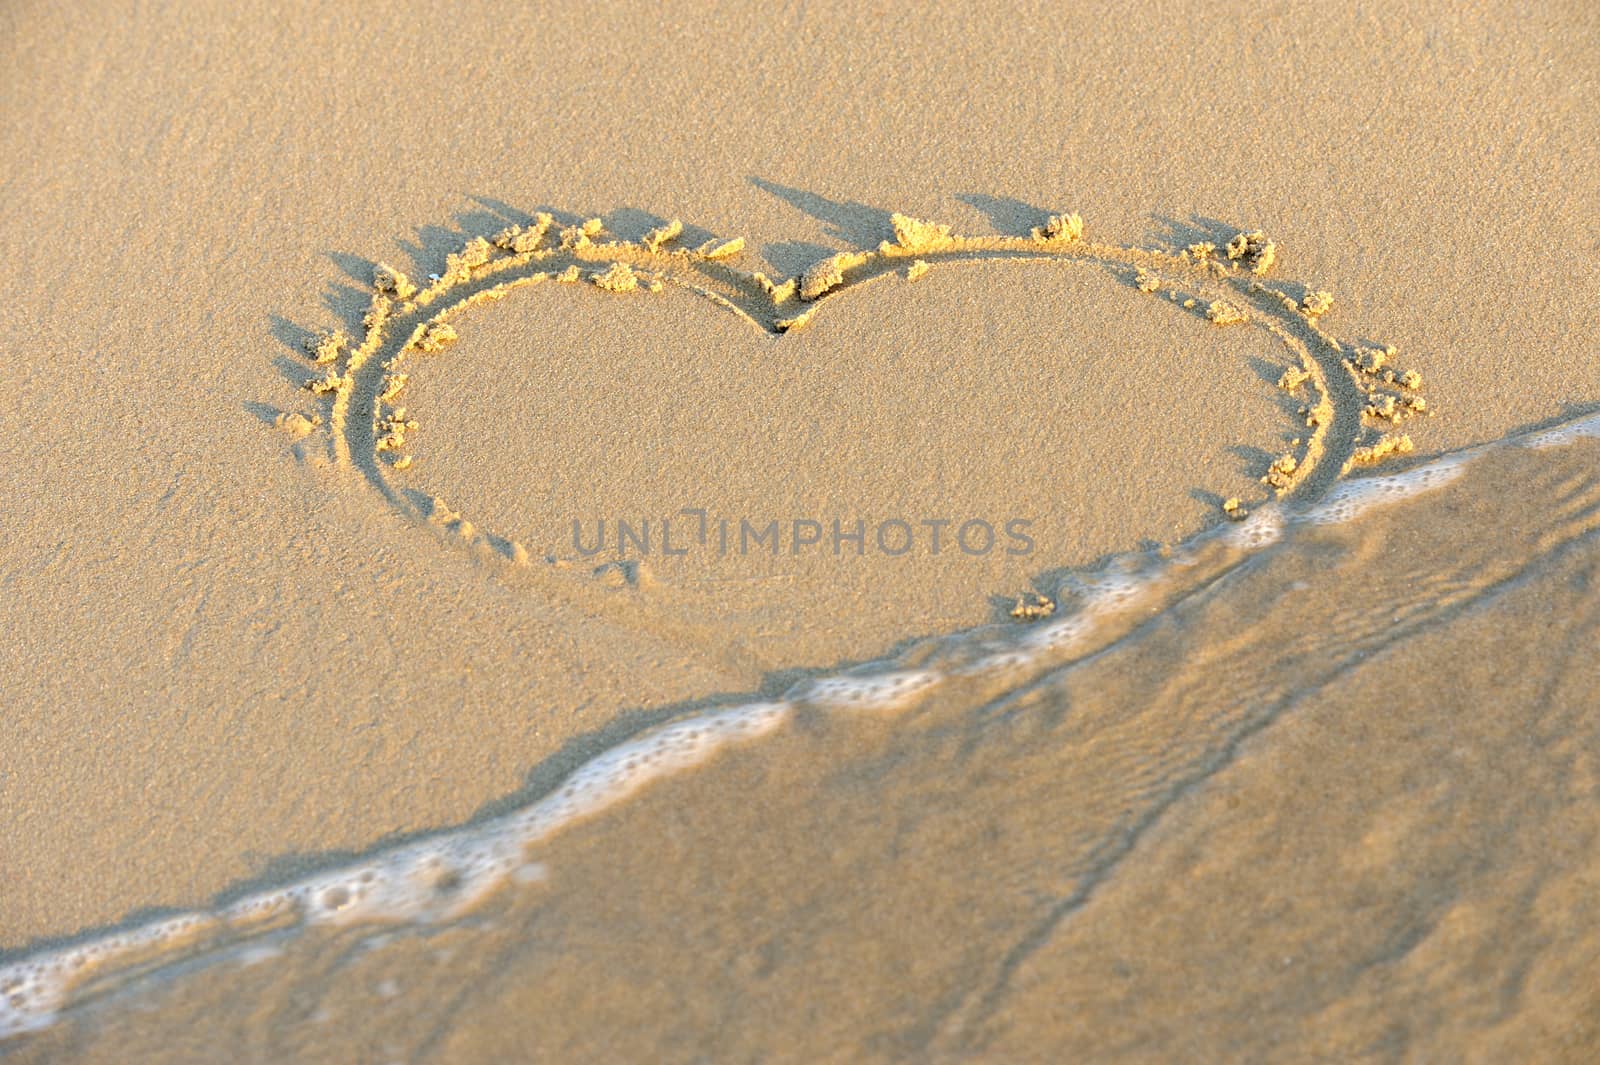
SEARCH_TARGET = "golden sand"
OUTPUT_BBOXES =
[2,0,1597,1060]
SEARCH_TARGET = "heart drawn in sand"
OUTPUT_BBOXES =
[286,207,1425,635]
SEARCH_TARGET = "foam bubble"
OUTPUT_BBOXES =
[1222,507,1286,550]
[955,649,1039,678]
[0,951,72,1040]
[222,887,296,927]
[1520,412,1600,450]
[122,912,216,950]
[297,861,419,926]
[1300,456,1469,525]
[1078,571,1161,612]
[789,669,942,712]
[416,831,527,920]
[1021,613,1093,652]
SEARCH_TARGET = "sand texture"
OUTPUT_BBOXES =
[1,0,1598,1060]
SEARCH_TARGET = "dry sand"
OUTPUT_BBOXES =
[1,0,1598,1061]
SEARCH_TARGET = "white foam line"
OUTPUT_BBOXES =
[955,649,1038,679]
[0,700,792,1039]
[790,669,942,712]
[1520,411,1600,450]
[1298,455,1471,525]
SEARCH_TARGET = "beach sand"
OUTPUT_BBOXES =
[2,1,1597,1060]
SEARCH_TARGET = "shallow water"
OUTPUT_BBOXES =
[6,413,1598,1062]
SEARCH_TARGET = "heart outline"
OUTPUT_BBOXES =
[295,207,1426,572]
